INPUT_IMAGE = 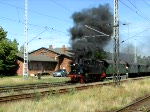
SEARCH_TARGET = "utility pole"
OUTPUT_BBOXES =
[23,0,28,79]
[123,22,130,63]
[113,0,120,85]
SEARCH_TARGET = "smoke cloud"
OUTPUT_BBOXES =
[69,4,113,60]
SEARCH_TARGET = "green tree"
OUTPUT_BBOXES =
[0,27,18,76]
[137,55,145,64]
[95,50,107,59]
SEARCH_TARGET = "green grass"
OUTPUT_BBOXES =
[0,76,70,86]
[1,78,150,112]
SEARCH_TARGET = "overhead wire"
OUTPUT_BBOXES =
[28,27,49,44]
[143,0,150,8]
[121,27,150,43]
[0,16,23,24]
[16,7,20,22]
[135,39,150,56]
[0,1,71,38]
[134,0,136,8]
[119,0,150,24]
[0,16,46,29]
[119,0,150,50]
[141,0,150,53]
[49,0,72,12]
[127,0,150,23]
[0,1,71,24]
[0,15,69,40]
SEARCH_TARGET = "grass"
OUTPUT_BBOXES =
[0,76,70,86]
[0,78,150,112]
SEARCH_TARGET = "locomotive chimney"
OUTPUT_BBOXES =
[49,45,53,49]
[62,45,66,53]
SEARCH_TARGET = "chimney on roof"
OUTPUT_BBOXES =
[62,45,66,53]
[49,45,53,49]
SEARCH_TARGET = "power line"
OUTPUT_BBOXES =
[143,0,150,8]
[134,0,136,9]
[0,15,45,28]
[16,7,20,22]
[0,16,68,36]
[121,27,150,43]
[28,27,49,44]
[0,16,24,24]
[49,0,72,12]
[127,0,150,22]
[0,1,71,24]
[119,0,150,24]
[0,1,72,37]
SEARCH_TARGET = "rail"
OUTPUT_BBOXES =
[116,94,150,112]
[0,77,149,104]
[0,82,71,93]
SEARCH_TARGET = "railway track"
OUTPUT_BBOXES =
[116,94,150,112]
[0,76,146,94]
[0,82,72,93]
[0,84,95,103]
[0,77,149,104]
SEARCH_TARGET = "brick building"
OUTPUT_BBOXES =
[16,45,74,76]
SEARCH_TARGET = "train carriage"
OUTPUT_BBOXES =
[101,59,126,79]
[118,61,127,76]
[138,63,148,76]
[147,65,150,75]
[127,63,139,78]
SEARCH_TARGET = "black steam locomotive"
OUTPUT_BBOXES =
[68,58,106,83]
[68,58,150,83]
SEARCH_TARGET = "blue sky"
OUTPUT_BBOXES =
[0,0,150,56]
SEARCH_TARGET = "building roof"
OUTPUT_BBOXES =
[29,47,74,58]
[53,48,74,57]
[17,53,57,62]
[101,59,126,65]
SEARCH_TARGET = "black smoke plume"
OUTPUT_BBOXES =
[69,4,113,62]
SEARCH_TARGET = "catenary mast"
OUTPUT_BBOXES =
[23,0,28,78]
[113,0,120,85]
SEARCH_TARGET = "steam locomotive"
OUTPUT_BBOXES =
[68,58,150,83]
[68,58,106,83]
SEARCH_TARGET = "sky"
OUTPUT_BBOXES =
[0,0,150,56]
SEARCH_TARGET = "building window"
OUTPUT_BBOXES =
[44,52,46,55]
[41,52,46,55]
[41,52,44,55]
